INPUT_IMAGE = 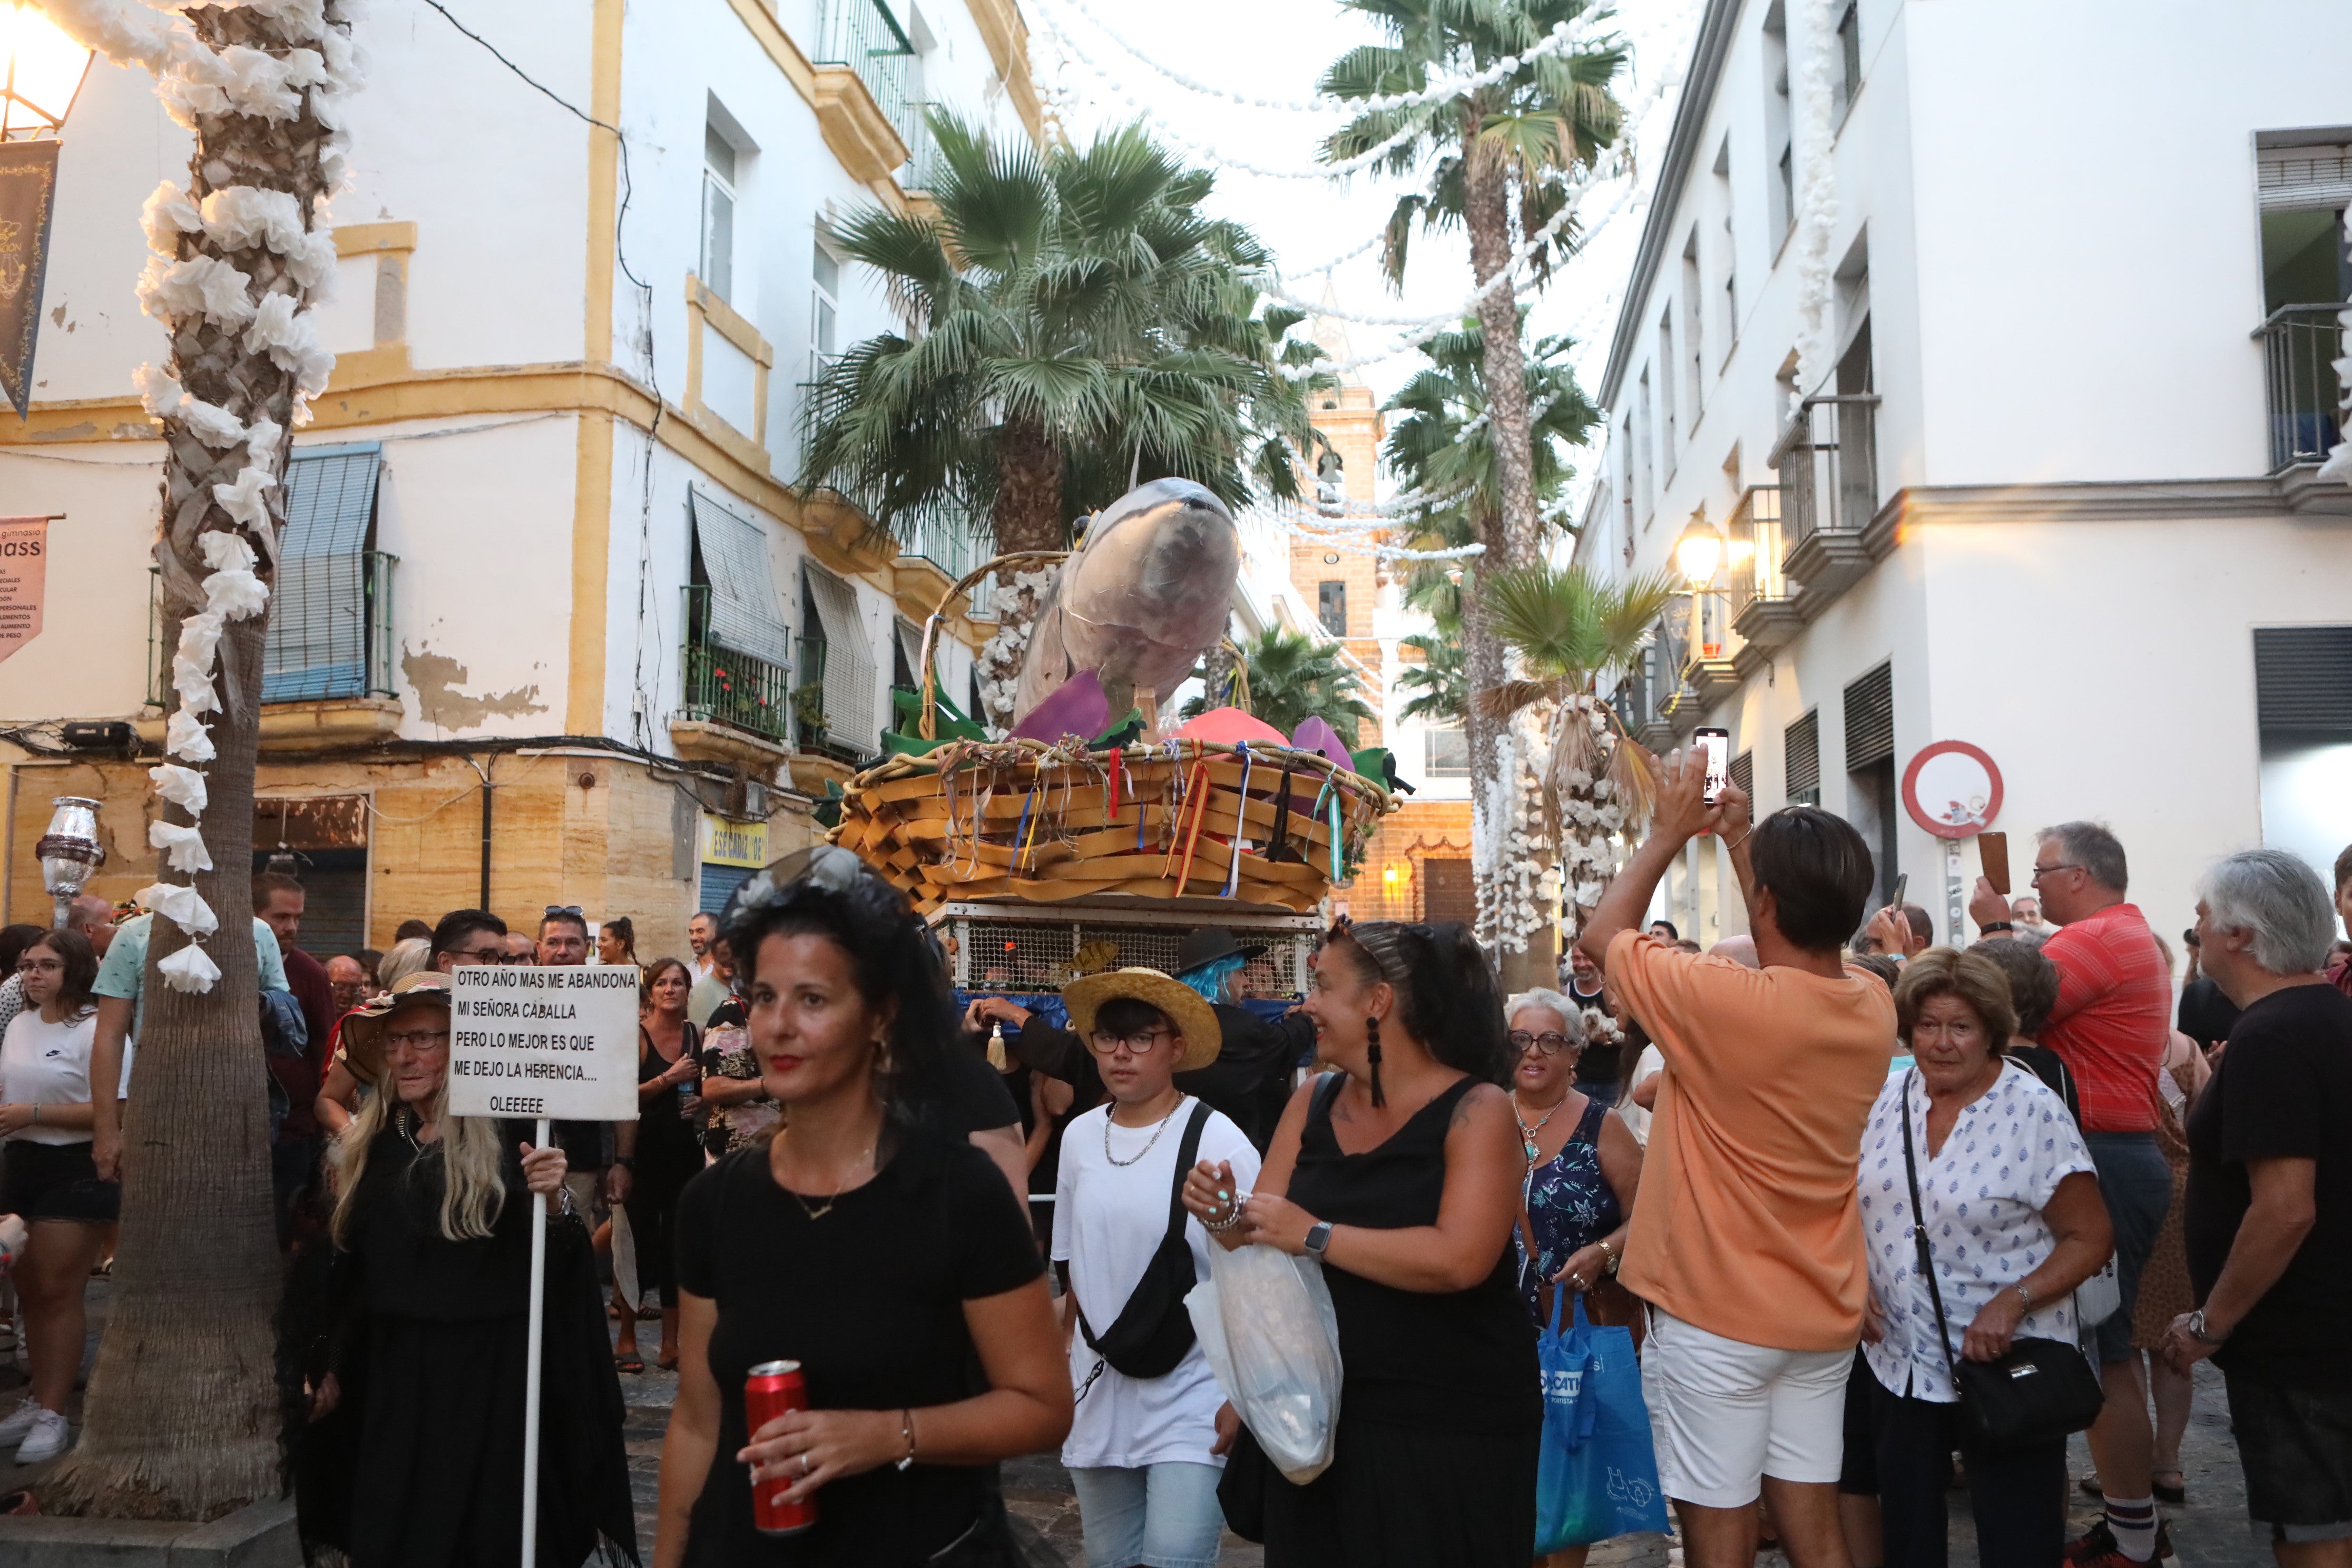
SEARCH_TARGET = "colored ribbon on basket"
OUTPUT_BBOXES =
[1221,743,1252,897]
[1167,760,1213,892]
[1012,772,1044,873]
[1267,761,1297,863]
[1310,777,1344,885]
[1105,747,1122,825]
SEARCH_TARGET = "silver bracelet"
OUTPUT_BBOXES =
[1202,1203,1246,1234]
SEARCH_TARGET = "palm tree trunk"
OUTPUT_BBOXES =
[1462,150,1540,566]
[42,0,342,1518]
[976,419,1068,730]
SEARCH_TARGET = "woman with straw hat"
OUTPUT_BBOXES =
[292,974,636,1567]
[1053,968,1262,1568]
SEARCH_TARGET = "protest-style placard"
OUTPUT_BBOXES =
[446,964,640,1122]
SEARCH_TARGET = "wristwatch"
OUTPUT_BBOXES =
[2187,1309,2228,1345]
[1980,921,2015,934]
[1302,1220,1334,1259]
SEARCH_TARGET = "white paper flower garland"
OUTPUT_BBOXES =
[41,0,362,992]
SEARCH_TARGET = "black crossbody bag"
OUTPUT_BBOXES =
[1898,1070,2105,1449]
[1074,1100,1213,1382]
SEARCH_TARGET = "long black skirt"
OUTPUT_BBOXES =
[1257,1416,1538,1568]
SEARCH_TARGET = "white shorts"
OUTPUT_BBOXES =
[1641,1307,1853,1508]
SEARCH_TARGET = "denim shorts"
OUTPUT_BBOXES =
[2083,1132,2170,1365]
[1067,1461,1226,1568]
[2224,1374,2352,1542]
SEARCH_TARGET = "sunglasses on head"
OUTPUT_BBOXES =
[543,904,583,918]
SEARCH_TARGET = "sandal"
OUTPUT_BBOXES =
[2154,1472,2187,1505]
[613,1348,644,1374]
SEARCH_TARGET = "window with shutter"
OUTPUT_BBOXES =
[1730,749,1753,798]
[266,444,386,702]
[1844,661,1894,771]
[689,492,792,667]
[1785,710,1820,805]
[2255,626,2352,740]
[2259,142,2352,213]
[802,565,877,752]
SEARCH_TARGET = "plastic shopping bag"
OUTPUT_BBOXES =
[1534,1291,1669,1553]
[1185,1241,1342,1484]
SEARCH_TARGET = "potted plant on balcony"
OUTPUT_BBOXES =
[792,682,829,752]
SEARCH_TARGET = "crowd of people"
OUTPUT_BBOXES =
[0,748,2336,1568]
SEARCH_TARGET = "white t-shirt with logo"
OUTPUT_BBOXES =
[0,1008,100,1146]
[1053,1097,1261,1471]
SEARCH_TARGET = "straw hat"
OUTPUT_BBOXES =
[1060,968,1222,1071]
[340,972,453,1083]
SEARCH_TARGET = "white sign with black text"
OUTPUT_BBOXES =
[447,965,640,1121]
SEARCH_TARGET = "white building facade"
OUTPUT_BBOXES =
[0,0,1044,950]
[1585,0,2352,948]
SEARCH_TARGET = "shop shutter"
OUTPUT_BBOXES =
[266,444,379,701]
[1843,661,1894,771]
[689,491,793,667]
[699,863,755,917]
[802,566,877,750]
[1785,710,1820,804]
[2255,625,2352,739]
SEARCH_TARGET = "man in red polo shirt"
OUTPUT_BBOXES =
[1972,822,2173,1567]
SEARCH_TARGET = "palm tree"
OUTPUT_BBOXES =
[32,0,355,1519]
[1380,320,1596,936]
[1320,0,1627,565]
[801,113,1323,726]
[1182,626,1375,741]
[1479,561,1679,934]
[1393,626,1466,723]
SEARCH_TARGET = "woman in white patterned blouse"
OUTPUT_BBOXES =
[1855,947,2113,1567]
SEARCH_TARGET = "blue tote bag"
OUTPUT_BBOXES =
[1533,1290,1670,1553]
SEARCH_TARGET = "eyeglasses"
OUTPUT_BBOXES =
[1509,1030,1574,1055]
[2030,862,2081,884]
[14,958,63,975]
[1087,1028,1172,1056]
[543,905,583,917]
[383,1028,449,1052]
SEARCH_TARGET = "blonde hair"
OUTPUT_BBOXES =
[377,936,432,989]
[330,1013,509,1246]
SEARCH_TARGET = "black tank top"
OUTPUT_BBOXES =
[1289,1074,1540,1435]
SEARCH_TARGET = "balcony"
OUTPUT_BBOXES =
[1727,483,1802,668]
[1771,392,1879,608]
[812,0,918,186]
[675,584,797,772]
[2255,303,2347,474]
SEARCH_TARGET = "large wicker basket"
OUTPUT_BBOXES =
[830,738,1393,917]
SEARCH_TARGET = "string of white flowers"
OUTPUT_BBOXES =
[1043,0,1608,119]
[1277,225,1389,282]
[1787,0,1840,410]
[1309,482,1475,518]
[43,0,360,994]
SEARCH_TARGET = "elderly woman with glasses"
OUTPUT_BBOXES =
[293,973,636,1567]
[1506,990,1642,1341]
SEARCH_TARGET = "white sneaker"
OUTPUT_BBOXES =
[0,1399,39,1446]
[14,1408,67,1465]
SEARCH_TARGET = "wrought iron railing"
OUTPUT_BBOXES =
[897,508,986,580]
[1770,394,1880,550]
[681,585,795,744]
[903,101,948,193]
[2254,302,2348,473]
[1724,484,1786,620]
[148,552,397,708]
[814,0,920,172]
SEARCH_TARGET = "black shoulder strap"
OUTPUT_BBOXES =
[1312,1069,1347,1119]
[1898,1070,1962,1388]
[1164,1100,1213,1240]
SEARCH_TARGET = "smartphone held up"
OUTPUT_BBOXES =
[1695,728,1730,805]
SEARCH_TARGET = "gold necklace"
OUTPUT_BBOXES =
[779,1133,876,1221]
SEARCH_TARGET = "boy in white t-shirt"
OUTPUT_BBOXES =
[1052,968,1261,1568]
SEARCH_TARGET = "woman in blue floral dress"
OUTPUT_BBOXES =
[1507,991,1643,1323]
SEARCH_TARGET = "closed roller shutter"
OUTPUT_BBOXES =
[1786,710,1821,805]
[1844,661,1894,771]
[267,444,380,701]
[2255,625,2352,739]
[1730,749,1753,798]
[802,566,877,751]
[2260,144,2352,212]
[699,863,754,917]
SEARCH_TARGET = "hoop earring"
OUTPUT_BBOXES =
[1365,1014,1386,1109]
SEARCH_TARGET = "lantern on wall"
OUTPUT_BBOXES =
[34,794,102,927]
[0,1,94,417]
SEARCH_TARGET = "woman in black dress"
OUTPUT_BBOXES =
[1182,918,1535,1567]
[654,846,1071,1566]
[299,972,636,1567]
[620,956,702,1373]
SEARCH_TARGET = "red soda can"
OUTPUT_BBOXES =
[745,1359,816,1536]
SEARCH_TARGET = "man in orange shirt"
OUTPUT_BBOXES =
[1580,748,1893,1568]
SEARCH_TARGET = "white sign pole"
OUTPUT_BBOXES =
[443,967,638,1568]
[521,1113,549,1568]
[1945,837,1965,947]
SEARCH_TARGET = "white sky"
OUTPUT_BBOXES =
[1031,0,1706,489]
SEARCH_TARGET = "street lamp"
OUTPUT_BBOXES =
[1673,510,1727,590]
[0,2,95,138]
[34,795,102,928]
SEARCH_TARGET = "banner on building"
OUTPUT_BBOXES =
[700,812,768,868]
[0,141,62,420]
[0,516,51,665]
